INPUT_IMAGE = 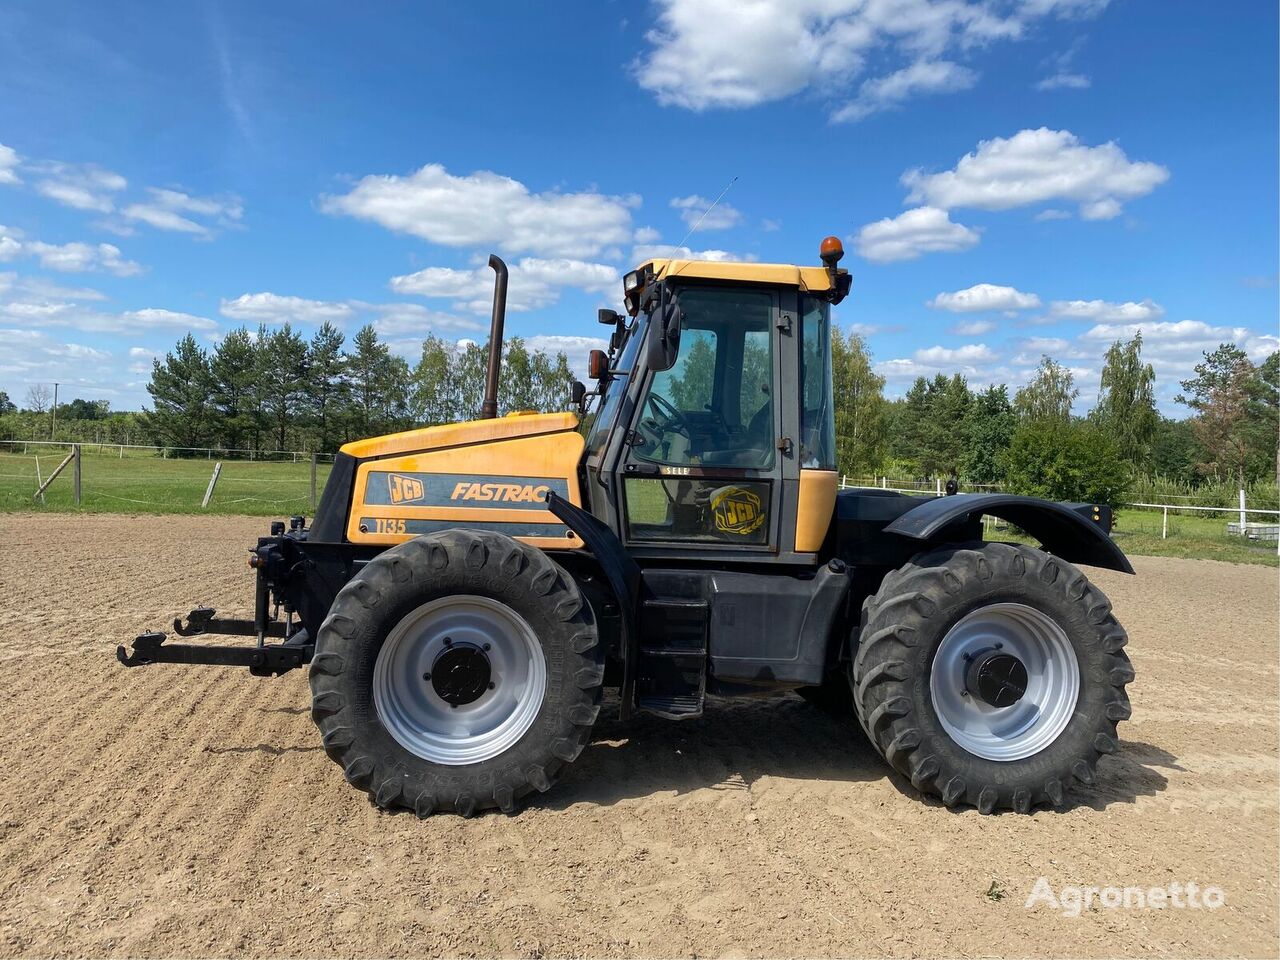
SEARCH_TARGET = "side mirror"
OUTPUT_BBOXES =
[598,308,623,326]
[587,349,609,380]
[644,293,682,373]
[569,380,586,410]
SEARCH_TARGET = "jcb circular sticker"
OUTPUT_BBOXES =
[710,486,765,535]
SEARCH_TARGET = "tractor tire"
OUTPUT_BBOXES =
[852,541,1133,814]
[309,529,604,817]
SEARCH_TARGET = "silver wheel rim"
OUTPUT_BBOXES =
[373,595,547,766]
[929,602,1080,761]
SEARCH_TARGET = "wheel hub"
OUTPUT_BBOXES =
[430,644,492,706]
[966,651,1028,707]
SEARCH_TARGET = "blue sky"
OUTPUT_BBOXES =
[0,0,1276,414]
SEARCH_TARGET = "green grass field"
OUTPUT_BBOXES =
[0,449,331,517]
[2,449,1274,565]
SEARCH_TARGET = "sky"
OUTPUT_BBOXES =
[0,0,1276,415]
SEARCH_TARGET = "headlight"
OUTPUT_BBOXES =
[623,270,640,293]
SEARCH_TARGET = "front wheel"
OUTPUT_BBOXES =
[309,530,605,817]
[853,542,1134,813]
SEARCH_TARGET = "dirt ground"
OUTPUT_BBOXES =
[0,514,1276,959]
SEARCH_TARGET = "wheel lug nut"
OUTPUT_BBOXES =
[483,643,491,651]
[423,672,431,681]
[488,681,496,690]
[443,637,453,647]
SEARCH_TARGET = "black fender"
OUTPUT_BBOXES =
[546,492,642,717]
[884,494,1134,574]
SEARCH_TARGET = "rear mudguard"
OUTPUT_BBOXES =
[885,494,1134,574]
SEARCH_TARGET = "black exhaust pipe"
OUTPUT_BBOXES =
[480,254,508,420]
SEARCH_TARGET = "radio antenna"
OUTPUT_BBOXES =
[671,175,738,256]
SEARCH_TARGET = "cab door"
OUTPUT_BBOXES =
[617,285,794,558]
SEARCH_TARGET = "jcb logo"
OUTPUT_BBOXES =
[711,486,765,535]
[387,474,425,504]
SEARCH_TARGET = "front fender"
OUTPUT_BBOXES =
[884,494,1134,574]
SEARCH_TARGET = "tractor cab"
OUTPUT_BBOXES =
[582,242,851,563]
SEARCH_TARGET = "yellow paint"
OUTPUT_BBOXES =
[346,421,585,550]
[340,411,579,460]
[795,469,837,553]
[642,259,837,293]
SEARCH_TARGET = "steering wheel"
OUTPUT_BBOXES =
[646,393,690,434]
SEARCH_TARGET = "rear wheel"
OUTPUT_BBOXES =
[853,541,1133,813]
[309,530,604,817]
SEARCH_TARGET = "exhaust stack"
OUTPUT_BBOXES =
[480,254,508,420]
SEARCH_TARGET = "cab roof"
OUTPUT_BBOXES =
[640,258,836,293]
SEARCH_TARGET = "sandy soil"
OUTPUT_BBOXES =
[0,513,1276,958]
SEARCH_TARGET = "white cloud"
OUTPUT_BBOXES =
[1076,319,1280,391]
[220,292,356,325]
[833,60,976,123]
[525,334,611,380]
[670,194,743,230]
[928,283,1040,313]
[634,0,1109,117]
[26,240,142,277]
[950,319,996,335]
[1036,72,1090,90]
[129,346,157,359]
[629,242,747,263]
[1034,208,1071,221]
[633,226,662,244]
[914,343,997,364]
[121,188,243,236]
[30,162,127,213]
[114,308,218,332]
[902,128,1169,219]
[321,164,637,259]
[391,258,619,314]
[853,206,979,263]
[356,302,485,337]
[1048,298,1164,322]
[0,143,20,186]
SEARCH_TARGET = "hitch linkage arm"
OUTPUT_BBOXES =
[116,607,313,677]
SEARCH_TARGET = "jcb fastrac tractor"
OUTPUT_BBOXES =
[119,239,1135,817]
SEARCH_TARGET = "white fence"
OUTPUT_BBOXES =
[0,439,336,463]
[837,475,1280,548]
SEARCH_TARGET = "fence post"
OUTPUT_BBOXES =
[72,444,81,505]
[310,454,318,511]
[1162,506,1168,540]
[1239,488,1247,536]
[202,462,223,509]
[935,477,942,496]
[34,456,44,505]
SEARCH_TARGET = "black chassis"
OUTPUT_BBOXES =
[118,458,1129,722]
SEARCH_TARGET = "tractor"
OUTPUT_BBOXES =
[118,238,1135,817]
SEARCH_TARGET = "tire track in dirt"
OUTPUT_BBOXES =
[1,515,1277,957]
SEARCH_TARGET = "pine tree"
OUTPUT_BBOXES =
[210,326,258,451]
[413,334,456,426]
[259,323,308,452]
[146,333,214,451]
[306,322,348,452]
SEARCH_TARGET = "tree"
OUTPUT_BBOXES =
[210,327,260,451]
[831,328,887,476]
[1015,356,1078,424]
[25,384,51,415]
[146,334,214,450]
[413,334,455,426]
[961,384,1016,484]
[346,325,411,437]
[58,398,109,421]
[259,324,308,451]
[932,373,972,477]
[1090,332,1157,464]
[1177,343,1266,485]
[1148,417,1200,483]
[1000,420,1130,508]
[306,322,348,452]
[0,390,14,415]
